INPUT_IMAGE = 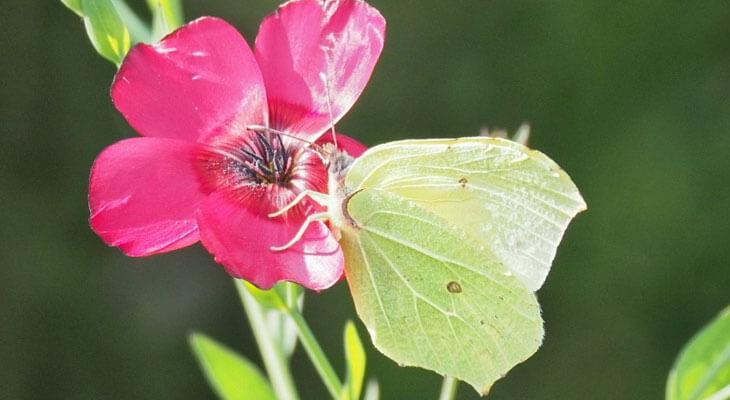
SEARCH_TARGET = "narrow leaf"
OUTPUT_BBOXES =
[189,332,276,400]
[147,0,184,41]
[363,379,380,400]
[81,0,131,66]
[667,306,730,400]
[111,0,151,43]
[342,321,367,400]
[60,0,84,17]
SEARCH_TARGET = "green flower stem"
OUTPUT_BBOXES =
[283,301,343,399]
[235,280,300,400]
[285,281,299,310]
[438,376,459,400]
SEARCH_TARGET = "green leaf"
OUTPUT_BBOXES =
[81,0,131,66]
[667,306,730,400]
[60,0,84,17]
[147,0,184,41]
[189,332,276,400]
[342,321,366,400]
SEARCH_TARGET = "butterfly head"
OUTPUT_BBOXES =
[317,142,354,184]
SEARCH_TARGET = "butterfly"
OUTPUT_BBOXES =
[251,121,587,394]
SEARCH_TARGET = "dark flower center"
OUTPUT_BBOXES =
[196,129,328,218]
[234,131,293,185]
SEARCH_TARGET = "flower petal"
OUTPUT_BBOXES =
[112,17,268,143]
[196,192,344,290]
[316,132,368,157]
[255,0,385,140]
[89,137,206,256]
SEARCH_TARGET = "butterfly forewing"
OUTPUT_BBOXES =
[345,137,586,291]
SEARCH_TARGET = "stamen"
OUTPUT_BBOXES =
[254,131,275,162]
[251,159,274,177]
[275,134,289,168]
[241,148,265,165]
[274,150,286,176]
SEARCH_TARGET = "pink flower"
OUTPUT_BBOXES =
[89,0,385,290]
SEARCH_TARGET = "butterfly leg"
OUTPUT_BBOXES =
[268,190,329,218]
[270,212,330,252]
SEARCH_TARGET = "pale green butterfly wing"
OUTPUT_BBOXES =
[340,188,543,395]
[338,137,585,392]
[345,137,586,291]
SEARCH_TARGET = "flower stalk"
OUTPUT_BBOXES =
[239,278,344,399]
[236,280,300,400]
[276,289,344,399]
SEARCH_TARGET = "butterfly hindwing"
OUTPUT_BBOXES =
[341,188,544,394]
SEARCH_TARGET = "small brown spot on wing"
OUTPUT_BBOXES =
[458,177,468,187]
[447,281,462,293]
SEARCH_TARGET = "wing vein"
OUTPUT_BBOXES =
[414,297,447,372]
[355,235,394,335]
[355,152,443,190]
[363,233,466,320]
[362,222,535,320]
[445,292,489,377]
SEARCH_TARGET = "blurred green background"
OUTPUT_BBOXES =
[2,1,729,399]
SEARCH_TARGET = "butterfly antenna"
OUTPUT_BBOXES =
[246,125,316,147]
[319,71,338,148]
